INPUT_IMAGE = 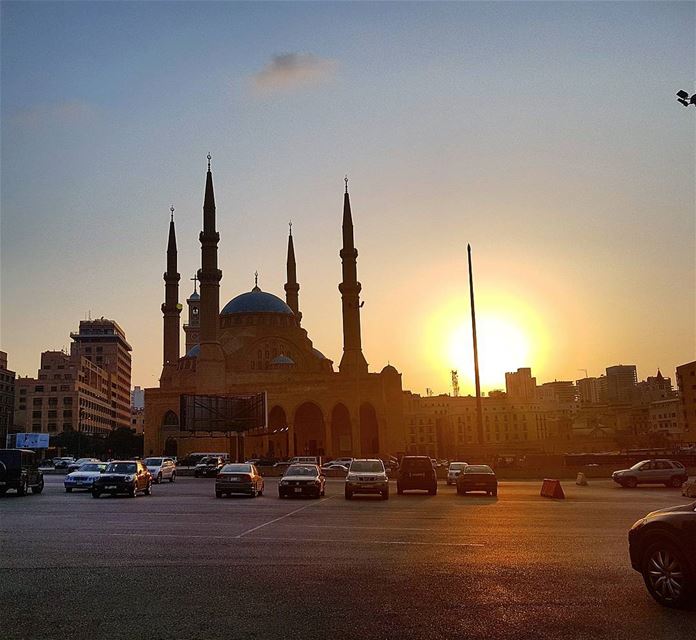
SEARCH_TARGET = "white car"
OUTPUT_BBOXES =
[330,457,354,467]
[447,461,468,485]
[144,457,176,483]
[64,462,107,492]
[67,457,100,473]
[321,463,348,473]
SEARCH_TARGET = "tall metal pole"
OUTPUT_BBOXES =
[468,244,484,445]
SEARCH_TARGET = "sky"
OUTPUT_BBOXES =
[1,1,694,396]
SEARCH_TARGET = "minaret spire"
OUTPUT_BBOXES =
[338,179,368,374]
[162,206,181,367]
[197,154,225,385]
[285,221,302,324]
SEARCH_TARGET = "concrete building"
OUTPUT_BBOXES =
[505,367,536,401]
[70,318,132,430]
[537,380,576,404]
[131,386,145,410]
[676,360,696,438]
[0,351,16,445]
[144,164,405,460]
[648,398,684,438]
[635,370,674,404]
[131,407,145,435]
[576,376,607,405]
[605,364,637,404]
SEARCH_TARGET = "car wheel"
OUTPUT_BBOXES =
[129,485,137,498]
[397,484,403,495]
[92,491,100,499]
[428,486,437,496]
[170,473,175,483]
[194,472,199,478]
[65,487,73,493]
[625,477,638,488]
[345,489,352,500]
[156,473,162,484]
[381,490,389,500]
[492,488,498,497]
[642,540,693,608]
[144,481,152,496]
[215,491,223,498]
[671,477,684,489]
[32,478,44,494]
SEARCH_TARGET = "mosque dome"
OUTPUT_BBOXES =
[381,364,399,375]
[312,348,327,360]
[270,354,295,367]
[221,287,294,316]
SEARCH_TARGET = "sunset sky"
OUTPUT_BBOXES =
[1,1,694,395]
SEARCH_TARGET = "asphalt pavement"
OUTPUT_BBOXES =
[1,475,695,640]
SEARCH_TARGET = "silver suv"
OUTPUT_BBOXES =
[612,459,688,488]
[345,459,389,500]
[144,457,176,483]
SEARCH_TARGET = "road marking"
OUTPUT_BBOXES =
[236,496,335,538]
[296,524,436,532]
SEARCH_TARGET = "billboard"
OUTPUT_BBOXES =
[15,433,50,449]
[180,393,267,432]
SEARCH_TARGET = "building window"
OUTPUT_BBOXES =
[33,398,42,406]
[32,411,41,419]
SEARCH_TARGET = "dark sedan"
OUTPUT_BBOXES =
[215,463,264,498]
[278,464,325,499]
[194,456,225,478]
[456,464,498,496]
[92,460,152,498]
[629,501,696,608]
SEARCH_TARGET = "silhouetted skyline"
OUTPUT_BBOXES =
[1,1,694,394]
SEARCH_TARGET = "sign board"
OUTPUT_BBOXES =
[15,433,50,449]
[180,393,267,433]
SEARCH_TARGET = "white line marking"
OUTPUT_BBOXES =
[236,496,335,538]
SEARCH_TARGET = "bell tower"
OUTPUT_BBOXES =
[184,273,201,354]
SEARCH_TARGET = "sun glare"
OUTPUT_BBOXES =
[425,292,547,393]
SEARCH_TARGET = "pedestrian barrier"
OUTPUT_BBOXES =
[575,472,588,486]
[540,478,565,499]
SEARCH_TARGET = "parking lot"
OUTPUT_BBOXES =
[1,475,695,640]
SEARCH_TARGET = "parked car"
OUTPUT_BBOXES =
[53,457,75,469]
[330,457,354,467]
[91,460,152,498]
[288,456,320,465]
[278,464,325,499]
[397,456,437,495]
[64,462,107,492]
[0,449,44,496]
[447,461,468,485]
[345,459,389,500]
[215,463,264,498]
[612,459,688,488]
[456,464,498,496]
[629,501,696,608]
[194,456,225,478]
[144,457,176,483]
[67,457,101,473]
[321,463,348,473]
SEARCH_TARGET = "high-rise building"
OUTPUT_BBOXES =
[576,376,606,405]
[676,361,696,437]
[70,318,132,430]
[537,380,576,404]
[505,367,536,400]
[131,386,145,410]
[605,365,637,404]
[0,351,16,445]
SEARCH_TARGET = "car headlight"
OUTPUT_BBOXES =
[630,517,646,531]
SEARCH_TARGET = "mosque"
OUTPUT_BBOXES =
[143,158,406,460]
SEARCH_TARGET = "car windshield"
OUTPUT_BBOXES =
[402,458,431,471]
[449,463,467,470]
[285,465,317,477]
[79,464,104,472]
[465,465,493,474]
[222,464,251,473]
[105,462,136,474]
[630,460,649,470]
[145,458,162,466]
[350,461,384,473]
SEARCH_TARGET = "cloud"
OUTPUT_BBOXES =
[251,53,337,95]
[9,101,97,128]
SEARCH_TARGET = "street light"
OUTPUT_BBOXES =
[676,90,696,107]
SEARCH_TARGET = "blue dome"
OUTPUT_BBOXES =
[312,348,327,360]
[271,354,295,366]
[221,288,294,316]
[186,344,200,358]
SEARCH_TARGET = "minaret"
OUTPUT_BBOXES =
[184,273,201,354]
[162,206,181,366]
[196,154,225,384]
[338,177,368,374]
[284,222,302,324]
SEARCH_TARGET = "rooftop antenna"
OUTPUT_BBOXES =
[451,370,460,397]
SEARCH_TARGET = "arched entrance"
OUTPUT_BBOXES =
[331,403,352,457]
[294,402,325,456]
[268,405,288,458]
[359,403,379,456]
[164,437,178,457]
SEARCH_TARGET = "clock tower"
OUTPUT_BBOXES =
[184,273,201,354]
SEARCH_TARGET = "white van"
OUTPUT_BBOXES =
[288,456,320,465]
